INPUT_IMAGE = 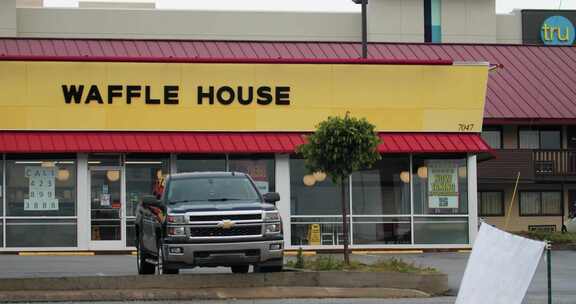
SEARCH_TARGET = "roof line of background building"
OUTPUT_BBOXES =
[1,37,574,49]
[0,55,454,65]
[484,118,576,125]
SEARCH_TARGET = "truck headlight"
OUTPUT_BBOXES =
[167,215,186,224]
[263,211,280,222]
[167,226,186,237]
[265,223,281,234]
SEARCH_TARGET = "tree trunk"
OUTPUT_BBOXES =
[340,176,350,265]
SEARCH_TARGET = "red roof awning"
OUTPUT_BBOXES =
[0,132,491,155]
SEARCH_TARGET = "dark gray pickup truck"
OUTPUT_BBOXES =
[135,172,284,274]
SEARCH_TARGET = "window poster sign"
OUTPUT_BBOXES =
[428,160,459,209]
[24,166,59,211]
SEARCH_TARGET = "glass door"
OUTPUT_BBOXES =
[89,167,124,250]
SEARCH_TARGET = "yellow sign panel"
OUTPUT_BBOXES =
[308,224,321,246]
[0,61,488,132]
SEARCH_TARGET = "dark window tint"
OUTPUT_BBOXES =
[167,176,259,203]
[481,129,501,149]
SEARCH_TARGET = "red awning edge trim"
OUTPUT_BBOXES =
[0,55,453,65]
[0,132,493,156]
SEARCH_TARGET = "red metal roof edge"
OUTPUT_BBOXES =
[1,37,571,49]
[0,55,452,65]
[484,118,576,125]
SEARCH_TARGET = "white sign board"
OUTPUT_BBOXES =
[428,160,459,208]
[24,166,59,211]
[455,224,545,304]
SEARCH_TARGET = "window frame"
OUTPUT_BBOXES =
[519,190,563,217]
[481,126,503,149]
[517,127,562,150]
[477,191,505,217]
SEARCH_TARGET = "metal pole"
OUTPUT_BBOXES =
[547,241,552,304]
[361,0,368,59]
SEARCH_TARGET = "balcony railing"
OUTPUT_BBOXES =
[533,150,576,177]
[477,150,576,180]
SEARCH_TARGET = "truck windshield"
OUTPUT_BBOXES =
[167,176,260,204]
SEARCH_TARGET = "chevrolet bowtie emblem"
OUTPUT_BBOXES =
[217,220,235,229]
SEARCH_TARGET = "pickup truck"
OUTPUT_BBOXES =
[135,172,284,274]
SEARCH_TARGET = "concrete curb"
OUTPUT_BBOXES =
[0,272,448,302]
[0,287,430,302]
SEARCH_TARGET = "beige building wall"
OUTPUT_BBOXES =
[15,8,361,41]
[3,0,524,44]
[441,0,497,43]
[481,183,569,232]
[0,0,17,37]
[367,0,424,43]
[496,11,523,44]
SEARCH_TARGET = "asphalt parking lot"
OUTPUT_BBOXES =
[0,251,574,303]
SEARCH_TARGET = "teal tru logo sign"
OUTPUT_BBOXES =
[541,16,575,45]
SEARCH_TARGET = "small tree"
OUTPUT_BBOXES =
[298,113,381,264]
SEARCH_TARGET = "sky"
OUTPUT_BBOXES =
[43,0,576,14]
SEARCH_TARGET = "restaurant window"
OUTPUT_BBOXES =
[5,155,77,247]
[413,156,468,215]
[519,191,562,216]
[351,156,411,244]
[413,155,468,245]
[125,154,170,247]
[519,128,561,149]
[289,157,347,246]
[478,191,504,216]
[177,154,226,173]
[228,154,275,193]
[481,127,502,149]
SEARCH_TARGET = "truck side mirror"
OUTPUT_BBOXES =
[263,192,280,203]
[142,195,161,207]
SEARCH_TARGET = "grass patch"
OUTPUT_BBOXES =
[516,231,576,244]
[286,255,438,274]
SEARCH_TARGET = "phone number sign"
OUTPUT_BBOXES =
[24,167,59,211]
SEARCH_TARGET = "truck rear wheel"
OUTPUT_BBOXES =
[231,265,250,273]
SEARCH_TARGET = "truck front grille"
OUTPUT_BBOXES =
[189,214,261,222]
[189,225,262,237]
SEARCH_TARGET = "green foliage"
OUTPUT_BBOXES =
[295,247,305,269]
[287,256,438,273]
[297,114,381,183]
[517,231,576,244]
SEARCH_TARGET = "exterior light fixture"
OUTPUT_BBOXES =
[56,168,70,182]
[417,166,428,179]
[303,174,316,187]
[313,171,327,182]
[106,170,120,182]
[41,161,55,167]
[399,171,410,184]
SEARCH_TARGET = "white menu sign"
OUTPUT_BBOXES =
[24,166,59,211]
[428,160,459,209]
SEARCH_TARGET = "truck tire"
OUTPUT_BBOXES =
[231,265,250,273]
[156,240,179,275]
[137,235,155,275]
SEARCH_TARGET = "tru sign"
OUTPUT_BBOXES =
[541,16,575,45]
